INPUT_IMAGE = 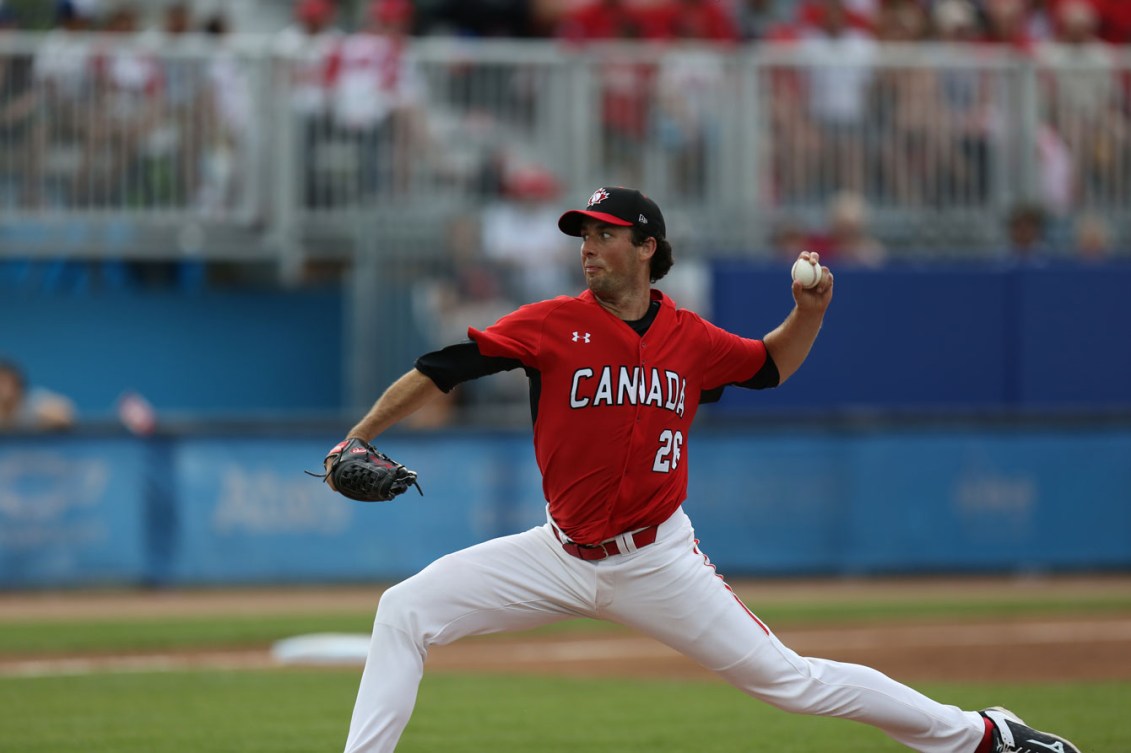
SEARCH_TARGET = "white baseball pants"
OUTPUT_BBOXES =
[343,507,986,753]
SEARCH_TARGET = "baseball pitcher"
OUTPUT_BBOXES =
[318,187,1082,753]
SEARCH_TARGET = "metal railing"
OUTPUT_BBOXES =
[4,35,1131,409]
[0,36,1129,269]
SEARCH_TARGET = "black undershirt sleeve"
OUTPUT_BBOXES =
[414,313,780,407]
[738,352,781,390]
[414,340,523,393]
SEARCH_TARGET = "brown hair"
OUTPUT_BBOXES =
[632,226,673,282]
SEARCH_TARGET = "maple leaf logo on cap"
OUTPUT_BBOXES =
[587,188,610,207]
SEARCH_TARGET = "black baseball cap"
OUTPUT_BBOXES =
[558,187,666,240]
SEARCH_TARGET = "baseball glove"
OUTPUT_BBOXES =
[308,438,422,502]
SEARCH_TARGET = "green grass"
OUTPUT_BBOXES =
[0,670,1124,753]
[2,590,1127,656]
[0,669,356,753]
[1,584,1126,751]
[0,612,375,656]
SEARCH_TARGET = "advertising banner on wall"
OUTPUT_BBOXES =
[687,429,1131,575]
[170,434,545,584]
[0,436,147,587]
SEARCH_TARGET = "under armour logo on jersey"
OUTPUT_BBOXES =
[587,188,610,207]
[572,331,591,343]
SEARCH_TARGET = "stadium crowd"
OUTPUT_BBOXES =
[4,0,1129,43]
[0,0,1126,295]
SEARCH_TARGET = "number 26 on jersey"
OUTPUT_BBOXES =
[652,429,683,472]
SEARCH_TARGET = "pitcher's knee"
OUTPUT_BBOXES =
[374,579,428,637]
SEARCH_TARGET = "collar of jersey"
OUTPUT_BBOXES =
[578,288,673,315]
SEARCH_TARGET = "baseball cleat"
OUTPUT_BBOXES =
[980,706,1082,753]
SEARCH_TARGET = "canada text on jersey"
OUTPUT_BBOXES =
[568,366,686,417]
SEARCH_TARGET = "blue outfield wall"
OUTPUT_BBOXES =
[1,426,1128,588]
[709,261,1131,411]
[1,261,1130,586]
[1,262,1129,417]
[0,291,345,415]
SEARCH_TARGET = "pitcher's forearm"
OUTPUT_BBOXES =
[763,306,825,384]
[347,369,444,441]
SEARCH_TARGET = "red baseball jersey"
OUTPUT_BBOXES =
[468,289,767,544]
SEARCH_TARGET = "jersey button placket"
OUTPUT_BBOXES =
[636,340,647,422]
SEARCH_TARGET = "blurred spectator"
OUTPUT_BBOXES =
[935,0,983,37]
[875,1,929,43]
[32,0,97,205]
[274,0,343,207]
[795,0,876,33]
[933,0,992,203]
[426,214,519,347]
[555,0,661,40]
[1036,122,1074,216]
[655,0,740,41]
[1072,211,1113,262]
[85,5,212,291]
[416,0,535,37]
[480,165,574,302]
[0,7,41,207]
[326,0,428,200]
[873,0,940,204]
[733,0,797,41]
[764,15,820,204]
[555,0,667,187]
[412,214,525,424]
[980,0,1038,50]
[149,1,208,207]
[798,0,877,196]
[198,12,255,216]
[768,216,809,262]
[0,359,75,432]
[807,189,886,266]
[647,1,738,196]
[651,39,728,196]
[1095,0,1131,43]
[1005,202,1051,261]
[1037,0,1127,208]
[79,5,164,205]
[116,389,157,435]
[1024,0,1058,42]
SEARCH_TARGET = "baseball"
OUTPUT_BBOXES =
[791,258,823,289]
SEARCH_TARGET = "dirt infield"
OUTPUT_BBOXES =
[3,575,1130,682]
[421,615,1131,683]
